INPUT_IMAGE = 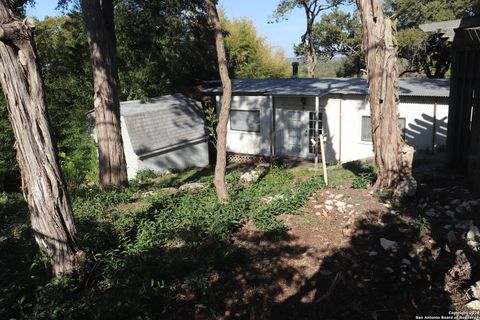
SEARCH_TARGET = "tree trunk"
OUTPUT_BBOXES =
[0,2,84,276]
[205,0,232,202]
[303,3,316,78]
[80,0,128,188]
[356,0,416,197]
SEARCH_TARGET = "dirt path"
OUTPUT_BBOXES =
[211,178,480,320]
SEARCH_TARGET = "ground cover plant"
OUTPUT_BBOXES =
[0,165,324,319]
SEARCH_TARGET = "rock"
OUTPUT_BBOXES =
[368,251,378,257]
[325,200,334,205]
[314,204,322,209]
[425,210,439,218]
[466,300,480,310]
[262,194,285,204]
[239,165,268,185]
[380,238,399,251]
[470,281,480,300]
[449,250,473,281]
[401,258,411,265]
[315,211,322,216]
[445,210,456,219]
[455,220,474,230]
[451,199,462,205]
[467,226,480,241]
[469,200,479,207]
[179,182,208,193]
[325,205,333,211]
[393,175,417,198]
[446,230,456,244]
[456,206,466,214]
[385,267,394,273]
[335,201,346,207]
[334,194,344,199]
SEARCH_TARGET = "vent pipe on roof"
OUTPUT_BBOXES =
[292,62,299,78]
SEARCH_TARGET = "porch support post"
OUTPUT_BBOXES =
[269,95,275,164]
[315,95,320,169]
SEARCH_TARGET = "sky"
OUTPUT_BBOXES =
[25,0,334,58]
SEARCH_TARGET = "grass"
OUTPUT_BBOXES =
[0,165,324,319]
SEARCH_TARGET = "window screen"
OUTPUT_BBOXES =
[361,116,372,142]
[230,110,260,132]
[361,116,407,142]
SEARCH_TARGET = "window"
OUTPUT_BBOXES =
[230,110,260,132]
[361,116,406,142]
[309,112,323,153]
[361,116,372,142]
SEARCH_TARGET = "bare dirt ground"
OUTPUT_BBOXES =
[189,164,480,320]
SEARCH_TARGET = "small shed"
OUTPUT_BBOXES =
[118,94,209,179]
[421,16,480,192]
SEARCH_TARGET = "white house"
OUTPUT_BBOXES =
[208,78,450,164]
[92,94,210,179]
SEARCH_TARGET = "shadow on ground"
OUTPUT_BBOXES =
[1,164,479,319]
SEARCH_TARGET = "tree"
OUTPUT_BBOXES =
[205,0,232,201]
[80,0,128,188]
[272,0,344,77]
[386,0,480,78]
[356,0,416,196]
[309,10,365,77]
[221,16,291,78]
[0,1,84,275]
[114,0,218,100]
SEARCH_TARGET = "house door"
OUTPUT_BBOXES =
[283,110,309,158]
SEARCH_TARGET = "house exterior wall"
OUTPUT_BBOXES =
[219,94,448,164]
[137,139,209,174]
[217,95,272,156]
[121,116,140,180]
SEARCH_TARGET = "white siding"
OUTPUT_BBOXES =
[218,94,449,164]
[219,95,271,156]
[121,116,140,180]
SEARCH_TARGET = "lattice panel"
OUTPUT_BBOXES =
[227,153,270,165]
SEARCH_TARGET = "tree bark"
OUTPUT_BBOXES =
[356,0,416,196]
[80,0,128,188]
[205,0,232,201]
[302,1,317,78]
[0,2,84,275]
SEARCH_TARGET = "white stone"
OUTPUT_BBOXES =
[325,200,334,205]
[335,201,346,207]
[314,204,322,209]
[325,205,333,211]
[368,251,378,256]
[470,281,480,300]
[467,226,480,241]
[335,194,344,199]
[385,267,394,273]
[401,258,411,265]
[380,238,398,251]
[466,300,480,310]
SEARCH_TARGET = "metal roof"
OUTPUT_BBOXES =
[206,78,450,98]
[120,94,207,156]
[420,16,480,42]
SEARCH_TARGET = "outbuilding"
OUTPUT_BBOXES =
[208,78,450,164]
[103,94,209,179]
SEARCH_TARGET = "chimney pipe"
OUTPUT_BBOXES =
[292,62,299,78]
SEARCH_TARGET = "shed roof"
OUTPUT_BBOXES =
[121,94,207,156]
[206,78,450,98]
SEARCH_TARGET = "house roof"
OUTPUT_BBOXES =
[121,94,207,156]
[206,78,450,98]
[420,16,480,42]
